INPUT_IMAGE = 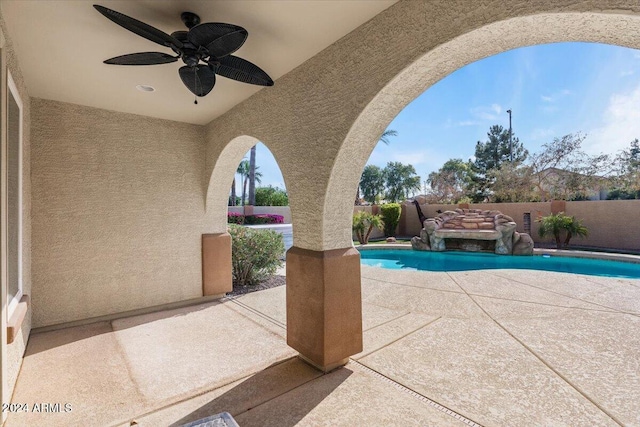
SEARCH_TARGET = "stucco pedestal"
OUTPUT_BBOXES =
[286,246,363,372]
[202,233,233,296]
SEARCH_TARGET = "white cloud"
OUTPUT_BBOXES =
[540,105,559,114]
[584,83,640,155]
[620,70,635,77]
[392,151,426,165]
[457,120,480,127]
[470,104,503,121]
[529,128,555,141]
[540,89,572,103]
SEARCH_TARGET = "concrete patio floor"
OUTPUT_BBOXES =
[7,265,640,426]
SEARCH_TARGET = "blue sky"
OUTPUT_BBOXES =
[241,42,640,193]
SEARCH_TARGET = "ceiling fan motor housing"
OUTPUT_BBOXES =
[181,12,201,29]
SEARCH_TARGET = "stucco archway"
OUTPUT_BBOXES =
[200,2,640,371]
[325,11,640,250]
[206,135,261,232]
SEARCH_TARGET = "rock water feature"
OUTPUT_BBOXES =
[411,208,534,255]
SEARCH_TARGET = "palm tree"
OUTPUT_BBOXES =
[379,129,398,145]
[240,161,263,205]
[352,212,384,245]
[237,160,250,205]
[562,215,589,248]
[536,212,589,249]
[230,160,247,206]
[248,145,257,205]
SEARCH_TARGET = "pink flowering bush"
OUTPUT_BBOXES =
[227,212,245,224]
[227,212,285,225]
[228,224,284,286]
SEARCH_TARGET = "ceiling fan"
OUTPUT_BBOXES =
[94,5,274,101]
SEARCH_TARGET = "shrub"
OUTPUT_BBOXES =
[353,211,384,244]
[228,213,285,225]
[227,212,245,224]
[255,186,289,206]
[380,203,401,237]
[536,212,589,249]
[228,224,284,286]
[243,214,285,225]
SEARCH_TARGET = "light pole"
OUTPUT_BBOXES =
[506,109,513,162]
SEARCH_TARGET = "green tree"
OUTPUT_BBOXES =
[488,162,536,202]
[527,133,610,201]
[426,159,475,203]
[352,211,384,244]
[384,162,421,203]
[356,129,398,205]
[471,125,527,201]
[359,165,386,204]
[255,186,289,206]
[609,138,640,199]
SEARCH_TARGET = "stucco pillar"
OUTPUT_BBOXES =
[286,246,363,371]
[202,233,233,296]
[243,205,254,216]
[550,200,566,214]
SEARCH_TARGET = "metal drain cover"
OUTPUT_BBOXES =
[180,412,239,427]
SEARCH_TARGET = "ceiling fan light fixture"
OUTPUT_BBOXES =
[136,84,155,92]
[95,5,274,100]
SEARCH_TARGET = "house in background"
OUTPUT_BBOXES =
[533,167,610,201]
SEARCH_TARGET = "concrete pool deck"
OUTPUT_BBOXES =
[7,265,640,426]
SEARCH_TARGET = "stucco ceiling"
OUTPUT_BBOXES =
[2,0,396,125]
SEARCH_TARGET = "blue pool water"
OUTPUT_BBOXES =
[360,249,640,279]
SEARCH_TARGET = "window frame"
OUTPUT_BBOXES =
[6,70,22,317]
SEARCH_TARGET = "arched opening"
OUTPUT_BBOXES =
[204,135,292,295]
[324,11,640,250]
[226,142,293,258]
[308,12,640,424]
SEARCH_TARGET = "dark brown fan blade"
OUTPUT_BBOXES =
[214,55,274,86]
[94,5,183,49]
[104,52,179,65]
[179,66,216,97]
[187,23,247,58]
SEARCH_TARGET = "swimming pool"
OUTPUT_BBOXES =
[359,249,640,279]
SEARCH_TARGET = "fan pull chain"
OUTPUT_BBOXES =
[194,67,200,105]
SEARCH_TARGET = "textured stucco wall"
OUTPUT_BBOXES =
[31,99,208,327]
[566,200,640,251]
[204,0,640,252]
[0,9,32,411]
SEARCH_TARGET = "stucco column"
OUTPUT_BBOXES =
[202,233,233,296]
[286,246,363,372]
[550,200,566,214]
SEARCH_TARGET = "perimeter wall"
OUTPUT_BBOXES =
[401,200,640,251]
[232,200,640,251]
